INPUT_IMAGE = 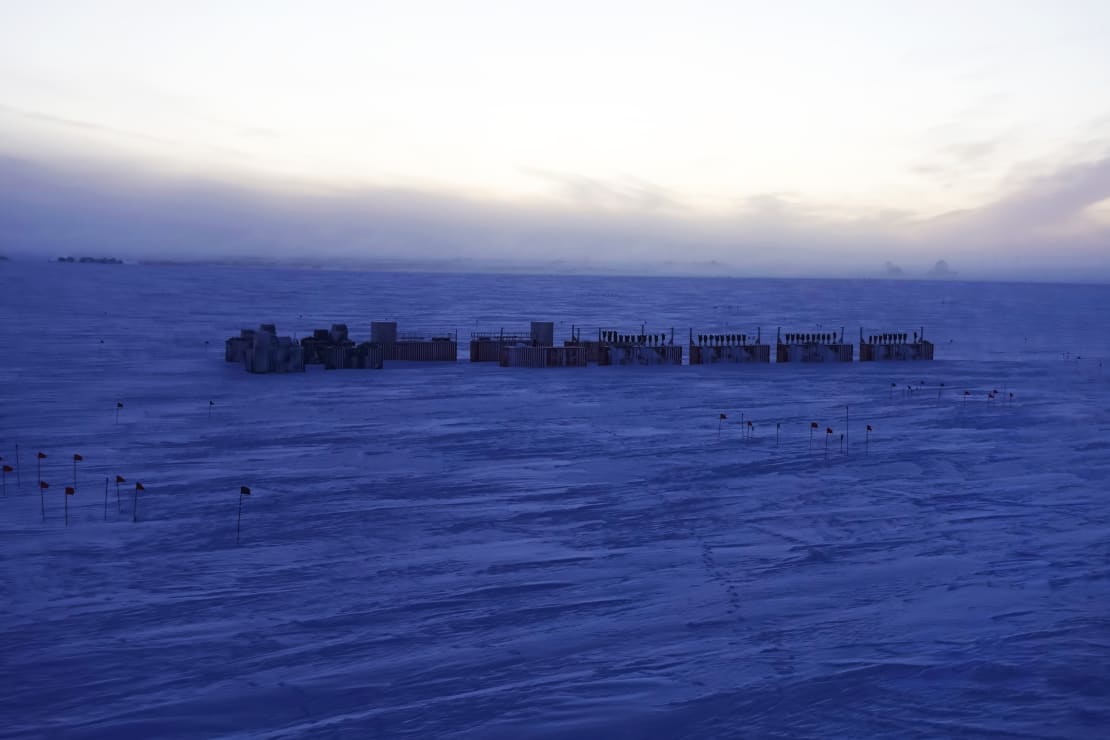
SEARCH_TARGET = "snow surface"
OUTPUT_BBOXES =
[1,262,1109,738]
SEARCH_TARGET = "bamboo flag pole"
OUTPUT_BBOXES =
[866,424,872,455]
[72,453,82,491]
[133,482,144,523]
[36,451,45,487]
[237,486,251,545]
[38,480,48,521]
[718,413,727,440]
[116,401,123,424]
[115,475,124,514]
[64,486,74,526]
[810,421,818,448]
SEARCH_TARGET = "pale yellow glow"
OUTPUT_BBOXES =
[2,0,1109,219]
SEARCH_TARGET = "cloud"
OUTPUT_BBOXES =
[917,151,1110,258]
[1,150,1108,282]
[519,167,680,213]
[0,103,176,148]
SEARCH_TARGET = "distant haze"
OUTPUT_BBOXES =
[2,1,1109,281]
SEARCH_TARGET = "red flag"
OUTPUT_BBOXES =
[2,465,13,473]
[65,486,75,495]
[240,486,251,496]
[135,482,145,491]
[37,452,47,459]
[73,454,83,461]
[866,424,873,432]
[39,480,49,489]
[826,427,833,434]
[115,475,126,483]
[810,422,819,429]
[719,413,727,420]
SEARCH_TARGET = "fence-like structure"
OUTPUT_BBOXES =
[776,329,854,363]
[688,329,769,364]
[859,328,935,361]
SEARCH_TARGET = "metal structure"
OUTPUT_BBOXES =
[776,328,853,363]
[688,328,769,364]
[859,327,935,361]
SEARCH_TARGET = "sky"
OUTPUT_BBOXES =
[1,0,1109,280]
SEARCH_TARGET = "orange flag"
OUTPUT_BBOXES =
[39,480,49,489]
[65,486,75,495]
[135,482,145,491]
[2,465,13,473]
[73,454,83,462]
[115,475,126,483]
[37,452,47,459]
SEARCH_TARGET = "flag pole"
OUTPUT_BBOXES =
[236,486,251,545]
[39,480,47,521]
[65,486,74,526]
[133,482,144,523]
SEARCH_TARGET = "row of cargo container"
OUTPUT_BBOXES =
[226,321,934,373]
